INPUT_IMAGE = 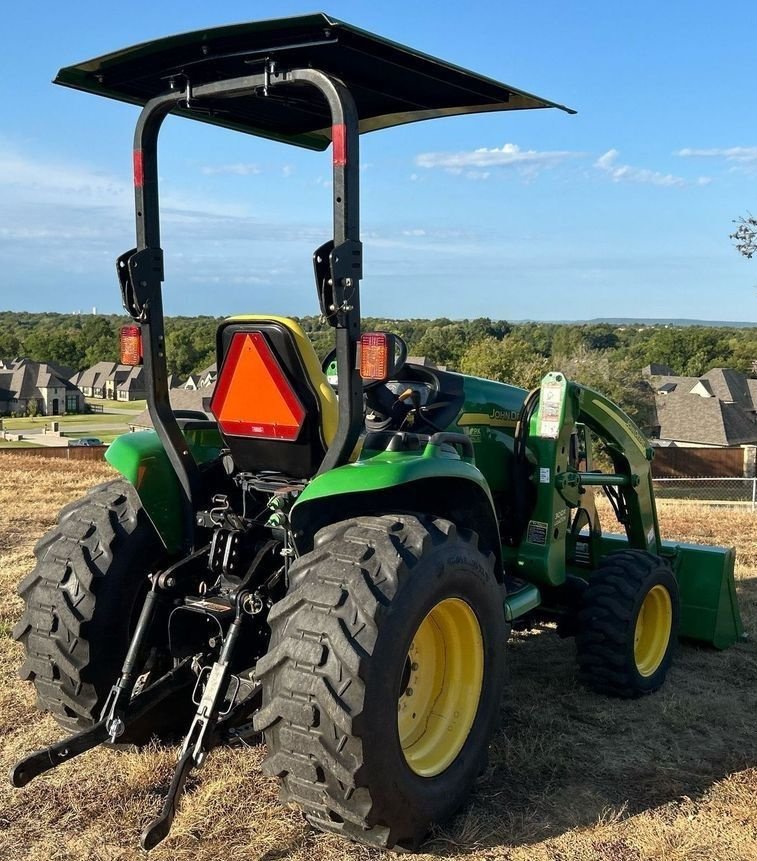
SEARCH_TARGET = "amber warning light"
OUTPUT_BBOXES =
[360,332,390,381]
[120,325,143,366]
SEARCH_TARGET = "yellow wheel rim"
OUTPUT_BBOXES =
[397,598,484,777]
[634,584,673,677]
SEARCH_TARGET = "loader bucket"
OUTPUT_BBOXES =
[668,540,743,649]
[600,535,743,649]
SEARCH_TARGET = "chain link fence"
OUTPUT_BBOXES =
[652,477,757,511]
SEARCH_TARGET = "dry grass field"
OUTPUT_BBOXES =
[1,454,756,861]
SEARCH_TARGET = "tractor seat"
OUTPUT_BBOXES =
[210,316,337,479]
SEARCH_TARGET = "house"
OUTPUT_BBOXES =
[71,362,146,401]
[647,366,757,447]
[129,385,215,431]
[0,358,85,415]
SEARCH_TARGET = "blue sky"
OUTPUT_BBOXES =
[1,1,755,322]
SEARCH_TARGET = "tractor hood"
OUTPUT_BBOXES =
[54,13,575,151]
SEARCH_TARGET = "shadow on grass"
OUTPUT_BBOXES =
[422,574,757,854]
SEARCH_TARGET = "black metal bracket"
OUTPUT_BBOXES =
[117,247,165,322]
[100,584,163,741]
[314,238,362,326]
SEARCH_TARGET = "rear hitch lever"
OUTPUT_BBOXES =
[140,592,248,851]
[10,577,170,788]
[9,659,192,789]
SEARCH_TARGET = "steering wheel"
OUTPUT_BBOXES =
[365,365,446,433]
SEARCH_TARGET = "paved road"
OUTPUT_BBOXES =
[22,423,129,434]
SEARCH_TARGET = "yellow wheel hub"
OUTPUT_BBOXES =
[634,584,673,677]
[397,598,484,777]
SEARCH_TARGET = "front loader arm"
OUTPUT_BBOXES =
[575,382,660,551]
[511,372,659,587]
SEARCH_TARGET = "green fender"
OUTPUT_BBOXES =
[290,444,502,570]
[105,429,223,553]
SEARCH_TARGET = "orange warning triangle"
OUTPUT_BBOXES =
[211,332,305,440]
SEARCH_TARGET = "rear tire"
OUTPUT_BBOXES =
[13,479,171,741]
[254,514,507,850]
[576,550,679,698]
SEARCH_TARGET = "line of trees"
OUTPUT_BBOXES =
[1,311,754,433]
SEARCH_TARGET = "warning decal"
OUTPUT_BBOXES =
[527,520,548,545]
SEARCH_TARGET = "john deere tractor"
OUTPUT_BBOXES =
[11,14,743,852]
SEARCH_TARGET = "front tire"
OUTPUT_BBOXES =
[254,514,507,850]
[576,550,680,698]
[13,479,168,740]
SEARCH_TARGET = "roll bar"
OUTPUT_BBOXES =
[118,65,364,551]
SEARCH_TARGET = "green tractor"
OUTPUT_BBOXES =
[11,14,743,852]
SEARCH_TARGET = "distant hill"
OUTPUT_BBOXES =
[566,317,757,328]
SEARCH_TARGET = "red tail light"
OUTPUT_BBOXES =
[120,325,142,366]
[360,332,390,381]
[210,332,305,441]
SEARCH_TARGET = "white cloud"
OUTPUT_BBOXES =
[594,149,708,187]
[200,162,262,176]
[415,142,581,178]
[0,141,253,236]
[0,147,130,205]
[676,146,757,174]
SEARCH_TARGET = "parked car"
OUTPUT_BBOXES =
[69,437,103,447]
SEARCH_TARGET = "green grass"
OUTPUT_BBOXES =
[84,398,146,412]
[0,440,39,449]
[2,413,131,430]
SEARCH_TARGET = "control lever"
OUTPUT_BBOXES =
[140,592,248,851]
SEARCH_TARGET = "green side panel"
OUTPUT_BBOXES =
[599,533,743,650]
[105,429,222,553]
[294,445,492,507]
[452,373,527,494]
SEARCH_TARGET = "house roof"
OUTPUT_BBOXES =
[643,363,676,377]
[651,375,700,394]
[130,385,215,429]
[655,391,757,446]
[74,361,119,389]
[700,367,754,405]
[0,358,82,402]
[116,366,144,392]
[74,362,148,392]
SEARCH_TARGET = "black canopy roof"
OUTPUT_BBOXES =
[54,13,574,151]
